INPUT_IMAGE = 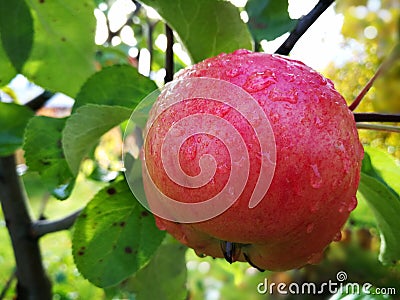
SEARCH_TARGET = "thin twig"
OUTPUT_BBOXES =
[31,208,83,238]
[146,20,157,74]
[349,44,400,111]
[275,0,335,55]
[165,24,174,83]
[357,123,400,133]
[353,113,400,123]
[0,270,16,300]
[24,91,54,111]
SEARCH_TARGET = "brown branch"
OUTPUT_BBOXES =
[356,123,400,133]
[353,113,400,123]
[348,44,400,111]
[24,91,53,111]
[275,0,335,55]
[31,209,82,238]
[0,155,51,299]
[165,24,174,83]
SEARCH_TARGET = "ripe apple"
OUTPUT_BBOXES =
[142,49,364,271]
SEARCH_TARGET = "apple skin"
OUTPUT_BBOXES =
[143,49,364,271]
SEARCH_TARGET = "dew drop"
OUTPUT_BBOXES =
[286,73,296,83]
[225,67,241,78]
[348,196,358,212]
[182,144,197,161]
[269,112,280,123]
[310,164,322,189]
[334,140,345,153]
[243,71,277,93]
[233,49,251,55]
[343,158,351,175]
[228,186,235,196]
[314,116,323,128]
[333,231,342,242]
[338,202,346,213]
[217,162,230,174]
[306,223,314,234]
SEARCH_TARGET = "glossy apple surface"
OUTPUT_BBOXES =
[143,49,364,271]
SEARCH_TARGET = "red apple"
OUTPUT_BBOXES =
[142,49,364,271]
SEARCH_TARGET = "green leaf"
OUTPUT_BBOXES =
[0,34,16,87]
[0,0,34,72]
[63,104,132,175]
[139,0,253,62]
[363,145,400,196]
[117,239,188,300]
[0,103,34,156]
[72,180,165,287]
[23,116,75,200]
[245,0,296,42]
[358,172,400,264]
[73,65,157,111]
[22,0,96,96]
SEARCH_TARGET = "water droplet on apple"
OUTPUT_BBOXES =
[233,49,251,55]
[228,186,235,196]
[314,116,323,128]
[306,223,314,234]
[348,196,357,212]
[343,158,351,174]
[181,144,197,161]
[286,73,296,83]
[310,164,322,189]
[338,202,346,213]
[243,71,277,93]
[333,231,342,242]
[225,67,241,78]
[269,112,280,123]
[334,140,345,153]
[217,162,230,174]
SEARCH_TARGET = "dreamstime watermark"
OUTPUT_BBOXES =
[257,271,397,296]
[123,77,276,223]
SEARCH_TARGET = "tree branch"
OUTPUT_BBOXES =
[349,44,400,111]
[24,91,54,111]
[275,0,335,55]
[31,208,82,238]
[356,123,400,133]
[165,24,174,83]
[0,155,51,299]
[353,113,400,123]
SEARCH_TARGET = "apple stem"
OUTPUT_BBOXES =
[348,44,400,111]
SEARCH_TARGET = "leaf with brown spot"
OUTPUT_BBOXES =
[72,180,165,288]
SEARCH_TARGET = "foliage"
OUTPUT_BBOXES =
[327,0,400,158]
[0,0,399,299]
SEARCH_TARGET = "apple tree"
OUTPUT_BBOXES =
[0,0,399,299]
